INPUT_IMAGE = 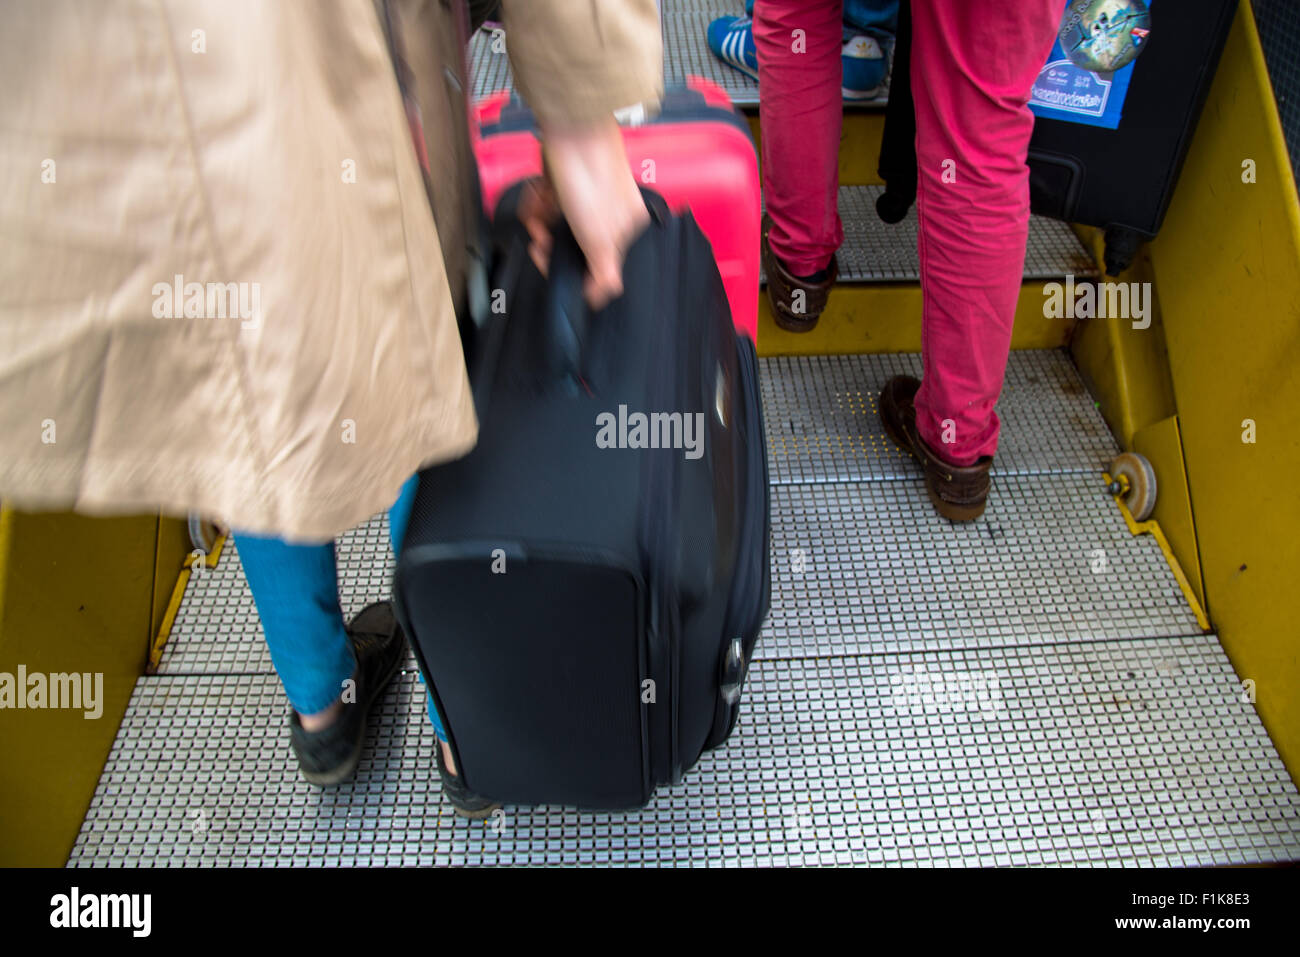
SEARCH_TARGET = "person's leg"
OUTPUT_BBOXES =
[386,475,450,746]
[387,473,418,559]
[235,533,355,724]
[909,0,1060,465]
[237,527,407,786]
[753,0,845,277]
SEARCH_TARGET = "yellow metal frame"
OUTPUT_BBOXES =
[1136,1,1300,784]
[1103,472,1211,633]
[146,533,226,674]
[1073,2,1300,782]
[0,508,157,866]
[758,281,1073,357]
[1131,416,1206,608]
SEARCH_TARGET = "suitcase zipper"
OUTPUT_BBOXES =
[709,333,771,747]
[636,207,686,788]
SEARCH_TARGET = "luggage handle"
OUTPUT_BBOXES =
[542,191,669,393]
[542,218,589,393]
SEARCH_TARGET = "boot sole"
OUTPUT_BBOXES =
[925,480,987,522]
[300,726,365,787]
[452,801,503,821]
[880,390,987,523]
[771,308,820,333]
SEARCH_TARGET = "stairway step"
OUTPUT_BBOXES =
[763,351,1117,483]
[156,466,1199,674]
[765,186,1099,285]
[765,474,1203,659]
[469,0,893,109]
[155,350,1123,675]
[72,637,1300,866]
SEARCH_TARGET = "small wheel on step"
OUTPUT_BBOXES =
[188,513,223,554]
[1108,452,1157,521]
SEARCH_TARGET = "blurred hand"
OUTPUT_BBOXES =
[520,117,650,310]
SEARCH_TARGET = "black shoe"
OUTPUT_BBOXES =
[434,739,501,820]
[289,601,407,787]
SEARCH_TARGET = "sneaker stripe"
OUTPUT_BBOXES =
[709,17,759,82]
[724,25,757,79]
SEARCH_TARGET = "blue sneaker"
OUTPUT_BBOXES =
[707,16,759,82]
[841,32,888,100]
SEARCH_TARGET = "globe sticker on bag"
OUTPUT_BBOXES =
[1029,0,1154,130]
[1059,0,1152,74]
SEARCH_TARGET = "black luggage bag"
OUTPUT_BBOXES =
[394,187,771,809]
[878,0,1240,275]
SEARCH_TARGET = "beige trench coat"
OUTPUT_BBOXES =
[0,0,662,541]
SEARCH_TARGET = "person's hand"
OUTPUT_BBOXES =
[519,116,650,310]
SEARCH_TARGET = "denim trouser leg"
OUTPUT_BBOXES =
[387,474,449,743]
[238,474,449,740]
[234,533,355,716]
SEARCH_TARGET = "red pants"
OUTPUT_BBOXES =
[754,0,1060,464]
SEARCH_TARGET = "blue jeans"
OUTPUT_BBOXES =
[235,474,448,740]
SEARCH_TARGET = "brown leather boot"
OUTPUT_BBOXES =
[878,375,992,522]
[762,215,838,332]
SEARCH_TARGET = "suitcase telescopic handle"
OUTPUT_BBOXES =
[542,218,590,393]
[541,191,668,394]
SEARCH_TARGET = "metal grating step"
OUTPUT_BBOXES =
[158,468,1199,675]
[470,0,888,109]
[470,4,1097,287]
[156,350,1130,675]
[157,521,401,676]
[765,475,1202,658]
[71,637,1300,867]
[110,340,1300,867]
[764,186,1099,284]
[763,350,1118,484]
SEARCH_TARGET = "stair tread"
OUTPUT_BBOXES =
[72,638,1300,867]
[766,186,1100,284]
[471,0,894,109]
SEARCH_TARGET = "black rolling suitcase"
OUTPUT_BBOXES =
[393,187,771,809]
[878,0,1239,274]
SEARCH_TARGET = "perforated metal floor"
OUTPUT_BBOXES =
[1253,0,1300,184]
[70,639,1300,867]
[157,473,1194,673]
[155,351,1126,674]
[755,187,1099,284]
[470,0,891,109]
[72,348,1300,867]
[825,186,1099,283]
[763,350,1116,483]
[471,5,1097,287]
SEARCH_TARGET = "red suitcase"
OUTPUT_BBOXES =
[471,77,761,342]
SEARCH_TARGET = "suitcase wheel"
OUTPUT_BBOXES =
[188,513,224,554]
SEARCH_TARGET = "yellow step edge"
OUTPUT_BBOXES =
[1103,472,1210,633]
[146,533,226,675]
[757,281,1074,357]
